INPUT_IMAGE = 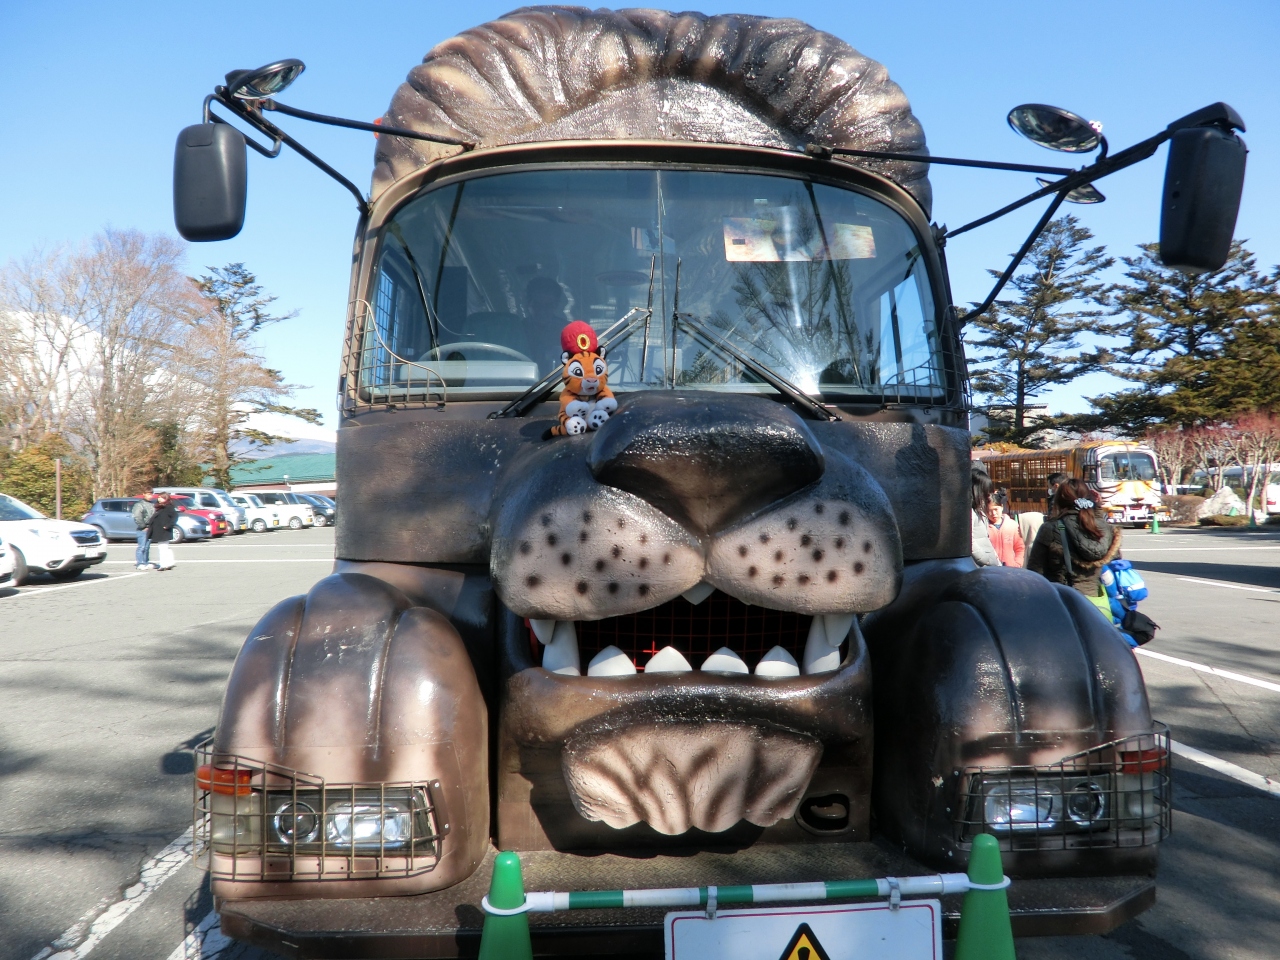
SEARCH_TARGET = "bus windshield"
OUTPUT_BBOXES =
[359,167,944,404]
[1100,452,1157,482]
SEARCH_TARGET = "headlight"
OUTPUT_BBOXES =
[978,777,1110,834]
[324,800,416,848]
[207,788,434,854]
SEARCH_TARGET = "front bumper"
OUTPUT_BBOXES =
[218,843,1157,957]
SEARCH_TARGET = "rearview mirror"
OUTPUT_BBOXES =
[173,123,247,241]
[1159,126,1246,273]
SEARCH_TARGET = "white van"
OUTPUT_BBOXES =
[244,491,315,529]
[229,494,282,533]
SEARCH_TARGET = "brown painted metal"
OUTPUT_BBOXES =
[371,8,932,214]
[336,412,969,567]
[210,572,489,898]
[200,4,1166,948]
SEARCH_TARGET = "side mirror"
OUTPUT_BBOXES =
[1159,126,1246,273]
[173,123,247,241]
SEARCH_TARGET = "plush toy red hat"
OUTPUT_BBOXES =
[561,320,598,355]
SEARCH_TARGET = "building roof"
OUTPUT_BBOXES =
[229,453,335,487]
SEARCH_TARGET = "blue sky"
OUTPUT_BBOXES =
[2,1,1276,428]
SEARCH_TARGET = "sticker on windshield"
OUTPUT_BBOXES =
[723,218,875,262]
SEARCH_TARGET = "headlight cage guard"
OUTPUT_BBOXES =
[193,740,446,882]
[955,723,1172,852]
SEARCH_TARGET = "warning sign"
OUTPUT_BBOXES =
[776,922,832,960]
[665,899,941,959]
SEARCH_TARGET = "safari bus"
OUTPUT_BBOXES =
[170,6,1243,956]
[979,441,1172,526]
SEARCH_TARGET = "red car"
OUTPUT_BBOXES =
[170,495,229,537]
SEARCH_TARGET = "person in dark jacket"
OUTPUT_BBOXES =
[147,493,179,571]
[1027,478,1122,598]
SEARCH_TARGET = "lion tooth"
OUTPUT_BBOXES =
[588,645,637,677]
[530,618,557,644]
[701,647,749,674]
[755,645,800,678]
[681,582,715,606]
[822,614,855,647]
[644,646,693,674]
[802,617,841,675]
[541,620,581,676]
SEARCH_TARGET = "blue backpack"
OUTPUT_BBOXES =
[1106,559,1149,604]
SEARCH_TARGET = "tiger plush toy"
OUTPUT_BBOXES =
[549,321,617,436]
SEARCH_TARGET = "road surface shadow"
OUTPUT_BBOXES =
[1131,560,1280,590]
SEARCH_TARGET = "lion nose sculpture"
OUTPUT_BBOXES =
[586,393,825,536]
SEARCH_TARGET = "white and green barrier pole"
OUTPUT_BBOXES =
[480,835,1014,958]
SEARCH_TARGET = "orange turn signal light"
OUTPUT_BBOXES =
[197,764,254,796]
[1118,747,1166,774]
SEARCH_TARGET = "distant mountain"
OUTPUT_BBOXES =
[231,437,336,458]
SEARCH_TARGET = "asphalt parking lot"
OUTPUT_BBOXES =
[1,524,1278,960]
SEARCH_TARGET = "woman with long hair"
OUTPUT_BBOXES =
[970,462,1000,567]
[1027,478,1121,596]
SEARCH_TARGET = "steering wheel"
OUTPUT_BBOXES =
[429,342,533,362]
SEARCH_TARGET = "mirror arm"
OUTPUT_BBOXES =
[962,190,1069,323]
[212,90,368,211]
[946,103,1242,242]
[204,95,282,157]
[261,100,474,149]
[946,133,1168,240]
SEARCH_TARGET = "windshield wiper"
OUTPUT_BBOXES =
[488,307,652,419]
[674,312,840,422]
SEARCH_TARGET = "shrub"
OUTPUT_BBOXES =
[1199,514,1249,527]
[1163,494,1206,525]
[0,437,93,518]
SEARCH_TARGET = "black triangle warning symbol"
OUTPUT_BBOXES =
[776,921,833,960]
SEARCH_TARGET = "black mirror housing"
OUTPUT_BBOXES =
[1159,125,1246,273]
[173,123,247,241]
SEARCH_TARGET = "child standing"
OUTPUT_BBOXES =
[987,498,1026,568]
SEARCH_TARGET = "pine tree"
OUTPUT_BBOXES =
[1087,242,1279,430]
[965,215,1112,446]
[185,264,321,489]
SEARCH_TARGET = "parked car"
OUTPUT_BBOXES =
[152,486,248,533]
[169,495,230,537]
[294,493,336,527]
[0,534,15,587]
[228,493,282,533]
[82,498,212,544]
[0,493,107,585]
[246,491,314,529]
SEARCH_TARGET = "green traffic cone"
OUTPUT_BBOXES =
[955,833,1015,960]
[478,851,533,960]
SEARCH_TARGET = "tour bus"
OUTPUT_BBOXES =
[979,441,1171,526]
[171,7,1243,956]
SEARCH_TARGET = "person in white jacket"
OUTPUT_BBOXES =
[971,462,1001,567]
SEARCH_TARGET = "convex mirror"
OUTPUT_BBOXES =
[173,123,247,241]
[225,59,305,101]
[1008,104,1101,153]
[1159,125,1246,273]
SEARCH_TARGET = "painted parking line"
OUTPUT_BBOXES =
[0,572,144,601]
[1171,740,1280,798]
[1124,545,1280,552]
[1136,648,1280,694]
[29,828,193,960]
[101,559,332,564]
[1165,575,1280,595]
